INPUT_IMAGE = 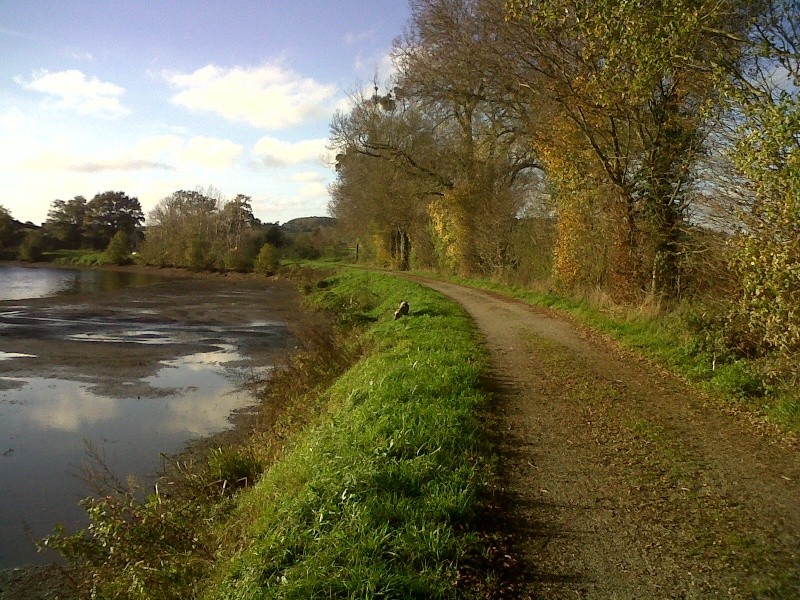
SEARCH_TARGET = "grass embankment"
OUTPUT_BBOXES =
[43,249,111,266]
[201,270,494,597]
[414,271,799,433]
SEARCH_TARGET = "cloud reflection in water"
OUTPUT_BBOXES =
[0,344,262,568]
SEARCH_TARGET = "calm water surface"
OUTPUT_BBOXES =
[0,266,280,568]
[0,265,163,301]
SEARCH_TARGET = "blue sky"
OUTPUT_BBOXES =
[0,1,411,225]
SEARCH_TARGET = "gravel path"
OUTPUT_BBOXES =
[415,278,800,599]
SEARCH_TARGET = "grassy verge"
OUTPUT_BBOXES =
[42,248,138,266]
[201,270,494,598]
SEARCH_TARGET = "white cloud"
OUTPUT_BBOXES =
[251,191,330,221]
[177,135,243,169]
[164,63,336,129]
[297,182,329,198]
[15,134,241,173]
[129,135,184,157]
[70,159,174,173]
[16,135,178,172]
[253,136,329,167]
[290,171,325,183]
[0,107,26,130]
[18,69,129,117]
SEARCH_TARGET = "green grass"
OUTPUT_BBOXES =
[44,249,111,266]
[201,270,494,598]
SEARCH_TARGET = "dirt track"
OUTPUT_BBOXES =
[416,278,800,599]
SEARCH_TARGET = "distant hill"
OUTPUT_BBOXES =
[280,216,337,233]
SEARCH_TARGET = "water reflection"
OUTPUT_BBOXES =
[0,352,35,361]
[0,266,164,301]
[0,345,261,568]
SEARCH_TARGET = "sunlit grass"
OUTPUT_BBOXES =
[202,270,494,598]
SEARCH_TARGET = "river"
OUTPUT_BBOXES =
[0,265,164,302]
[0,265,295,568]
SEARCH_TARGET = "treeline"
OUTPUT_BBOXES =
[0,191,144,262]
[329,0,799,380]
[139,189,339,272]
[0,189,340,270]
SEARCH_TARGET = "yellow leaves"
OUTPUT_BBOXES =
[427,198,461,273]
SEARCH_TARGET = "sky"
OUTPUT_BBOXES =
[0,1,411,226]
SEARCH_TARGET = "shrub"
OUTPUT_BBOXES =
[207,446,262,493]
[103,230,132,265]
[253,242,280,274]
[18,230,44,262]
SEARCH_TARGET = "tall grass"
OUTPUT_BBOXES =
[201,271,494,598]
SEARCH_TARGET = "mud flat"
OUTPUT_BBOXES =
[0,268,303,598]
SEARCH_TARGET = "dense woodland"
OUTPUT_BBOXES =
[329,0,800,384]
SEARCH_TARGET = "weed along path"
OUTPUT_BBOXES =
[408,277,800,598]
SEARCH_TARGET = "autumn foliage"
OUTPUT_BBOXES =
[329,0,799,379]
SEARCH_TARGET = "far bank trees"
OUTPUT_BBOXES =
[44,191,144,251]
[0,206,13,251]
[139,189,279,271]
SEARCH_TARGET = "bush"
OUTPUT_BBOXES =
[103,230,132,265]
[207,446,262,493]
[18,230,44,262]
[253,242,280,274]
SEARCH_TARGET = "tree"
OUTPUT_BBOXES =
[0,205,12,249]
[139,189,220,269]
[503,0,753,297]
[18,229,44,262]
[726,0,800,373]
[218,195,259,271]
[330,1,537,276]
[263,223,284,249]
[45,196,87,249]
[83,191,144,250]
[330,91,439,270]
[103,230,132,265]
[393,0,537,274]
[140,188,274,271]
[253,242,280,274]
